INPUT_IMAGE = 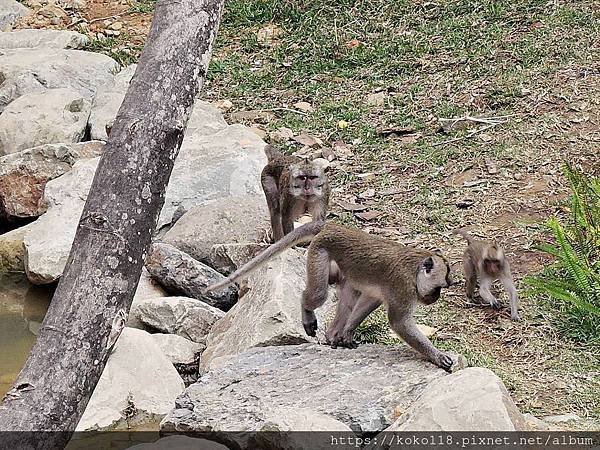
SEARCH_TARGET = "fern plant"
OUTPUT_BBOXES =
[526,163,600,342]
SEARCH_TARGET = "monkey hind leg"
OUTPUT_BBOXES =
[330,294,381,350]
[302,247,331,337]
[463,254,477,300]
[326,282,360,348]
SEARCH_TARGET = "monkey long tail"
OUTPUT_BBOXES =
[204,220,327,293]
[452,228,473,243]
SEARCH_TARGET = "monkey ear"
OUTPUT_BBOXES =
[422,257,434,273]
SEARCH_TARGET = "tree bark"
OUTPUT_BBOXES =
[0,0,225,447]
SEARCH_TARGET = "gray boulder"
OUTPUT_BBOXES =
[207,242,268,275]
[0,48,118,112]
[135,296,225,344]
[162,344,460,443]
[0,29,88,48]
[159,124,266,228]
[0,88,92,155]
[151,333,204,366]
[184,100,229,137]
[163,195,269,263]
[377,367,528,434]
[23,157,98,284]
[200,249,336,372]
[0,0,29,31]
[146,243,237,311]
[0,141,103,221]
[76,328,184,431]
[89,66,226,141]
[88,64,137,141]
[127,267,167,328]
[0,222,34,272]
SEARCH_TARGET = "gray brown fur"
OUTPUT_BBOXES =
[454,228,520,321]
[261,145,329,241]
[206,221,455,372]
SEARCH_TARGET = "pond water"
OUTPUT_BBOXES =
[0,274,52,398]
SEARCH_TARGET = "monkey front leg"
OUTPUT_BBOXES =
[479,277,501,310]
[501,273,520,321]
[388,308,453,372]
[280,198,295,238]
[326,282,361,348]
[261,175,284,241]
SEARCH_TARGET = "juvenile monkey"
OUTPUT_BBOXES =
[206,221,455,372]
[261,145,329,241]
[453,229,520,321]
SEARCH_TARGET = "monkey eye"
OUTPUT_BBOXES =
[298,175,307,181]
[308,175,319,180]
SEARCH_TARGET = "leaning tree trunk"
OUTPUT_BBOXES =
[0,0,225,447]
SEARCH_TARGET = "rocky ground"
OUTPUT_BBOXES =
[0,0,598,441]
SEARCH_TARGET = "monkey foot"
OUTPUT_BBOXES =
[434,352,453,373]
[329,333,358,349]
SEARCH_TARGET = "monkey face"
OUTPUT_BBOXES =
[289,164,326,200]
[416,255,452,305]
[483,258,502,277]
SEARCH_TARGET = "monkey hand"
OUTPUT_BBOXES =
[302,309,318,337]
[432,351,454,373]
[511,311,521,321]
[490,298,501,310]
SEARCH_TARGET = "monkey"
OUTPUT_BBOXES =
[260,145,329,242]
[453,229,520,321]
[206,221,456,372]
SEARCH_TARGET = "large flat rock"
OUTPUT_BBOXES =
[127,267,167,328]
[162,344,460,447]
[0,48,118,112]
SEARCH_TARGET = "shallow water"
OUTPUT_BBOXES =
[0,274,52,398]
